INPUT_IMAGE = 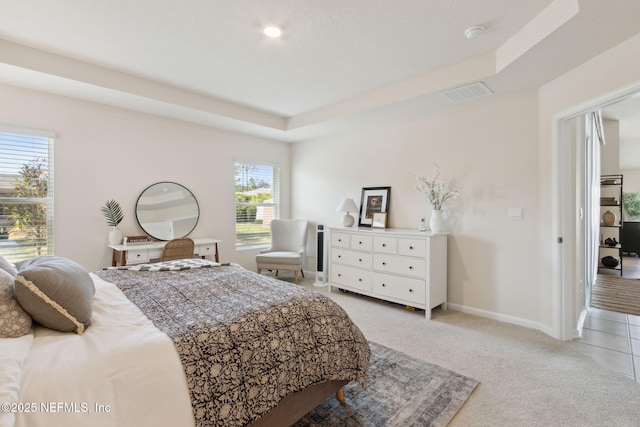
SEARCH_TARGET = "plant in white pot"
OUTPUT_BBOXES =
[415,164,459,233]
[102,199,124,245]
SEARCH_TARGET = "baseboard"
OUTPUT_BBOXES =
[447,303,555,338]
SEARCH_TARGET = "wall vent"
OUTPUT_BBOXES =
[441,82,493,103]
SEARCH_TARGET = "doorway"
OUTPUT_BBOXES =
[576,91,640,325]
[553,85,640,341]
[599,96,640,281]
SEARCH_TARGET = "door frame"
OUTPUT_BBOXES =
[553,82,640,340]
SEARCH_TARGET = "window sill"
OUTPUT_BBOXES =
[236,244,270,252]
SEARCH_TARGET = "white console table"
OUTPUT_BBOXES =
[108,237,221,266]
[328,227,447,319]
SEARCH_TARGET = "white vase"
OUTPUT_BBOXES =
[108,227,123,245]
[430,209,445,233]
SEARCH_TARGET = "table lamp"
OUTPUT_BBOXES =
[336,198,358,227]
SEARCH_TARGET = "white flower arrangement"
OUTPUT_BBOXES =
[415,164,459,210]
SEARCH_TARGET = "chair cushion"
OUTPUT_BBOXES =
[256,251,302,265]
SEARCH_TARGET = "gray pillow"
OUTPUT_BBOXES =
[14,256,94,335]
[0,268,32,338]
[0,255,18,278]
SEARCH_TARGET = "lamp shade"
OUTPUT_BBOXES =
[336,198,358,213]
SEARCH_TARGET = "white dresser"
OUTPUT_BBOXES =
[328,227,447,319]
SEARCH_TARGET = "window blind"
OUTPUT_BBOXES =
[234,162,280,247]
[0,130,54,262]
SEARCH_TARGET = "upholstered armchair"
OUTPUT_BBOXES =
[256,219,309,283]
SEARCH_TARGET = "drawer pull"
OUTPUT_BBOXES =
[382,262,386,266]
[338,238,342,242]
[382,283,386,287]
[409,289,413,293]
[338,273,342,277]
[338,255,342,258]
[382,243,387,247]
[358,278,362,282]
[358,241,363,245]
[358,258,362,262]
[409,266,414,270]
[409,246,414,250]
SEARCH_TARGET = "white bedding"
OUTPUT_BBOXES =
[11,274,195,427]
[0,334,33,427]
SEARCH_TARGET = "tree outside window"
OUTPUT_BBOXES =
[623,192,640,220]
[235,162,279,247]
[0,132,53,263]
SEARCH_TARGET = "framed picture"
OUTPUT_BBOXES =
[358,186,390,227]
[372,212,387,228]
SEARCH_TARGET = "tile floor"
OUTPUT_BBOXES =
[571,255,640,382]
[572,306,640,383]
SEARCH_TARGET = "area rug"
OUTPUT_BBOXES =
[294,341,479,427]
[592,275,640,316]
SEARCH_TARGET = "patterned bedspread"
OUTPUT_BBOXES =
[95,265,370,427]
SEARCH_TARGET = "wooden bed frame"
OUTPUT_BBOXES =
[248,380,348,426]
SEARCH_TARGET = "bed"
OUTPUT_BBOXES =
[0,256,370,427]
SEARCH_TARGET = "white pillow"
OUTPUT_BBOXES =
[0,334,34,427]
[0,255,18,278]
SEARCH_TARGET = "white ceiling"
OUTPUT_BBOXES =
[1,0,639,142]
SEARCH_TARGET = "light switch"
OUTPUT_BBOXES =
[508,208,523,221]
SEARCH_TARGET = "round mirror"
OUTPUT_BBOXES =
[135,182,199,241]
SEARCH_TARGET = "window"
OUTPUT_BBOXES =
[235,162,280,247]
[0,129,54,263]
[624,192,640,221]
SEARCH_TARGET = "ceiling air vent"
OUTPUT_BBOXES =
[441,82,492,103]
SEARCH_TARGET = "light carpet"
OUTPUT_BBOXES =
[294,341,479,427]
[592,275,640,316]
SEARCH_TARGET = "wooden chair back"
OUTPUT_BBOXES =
[161,238,195,261]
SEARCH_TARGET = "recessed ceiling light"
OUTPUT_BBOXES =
[264,24,283,38]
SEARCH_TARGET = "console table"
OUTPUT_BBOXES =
[328,227,447,319]
[108,237,221,266]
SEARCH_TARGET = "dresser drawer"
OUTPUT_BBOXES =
[350,234,373,251]
[373,236,397,254]
[398,238,426,257]
[332,248,372,269]
[331,232,351,248]
[373,273,425,306]
[127,249,149,264]
[197,243,216,256]
[373,254,426,278]
[331,264,372,292]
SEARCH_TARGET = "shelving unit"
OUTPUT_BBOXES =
[599,174,623,275]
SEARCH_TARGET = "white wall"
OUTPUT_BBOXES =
[292,91,542,327]
[601,119,620,175]
[0,83,291,272]
[294,31,640,337]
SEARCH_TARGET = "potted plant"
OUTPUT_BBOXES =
[102,199,124,245]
